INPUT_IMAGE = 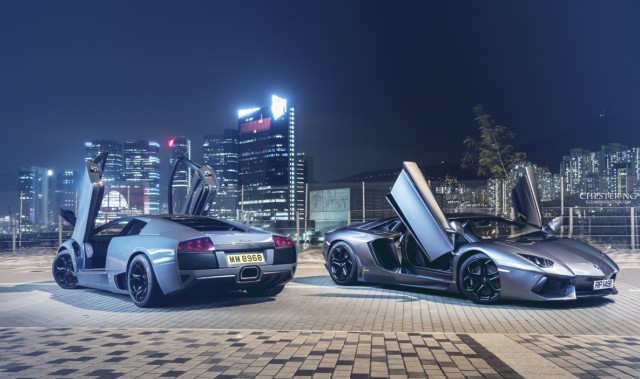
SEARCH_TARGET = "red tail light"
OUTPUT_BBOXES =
[177,237,214,253]
[272,235,293,248]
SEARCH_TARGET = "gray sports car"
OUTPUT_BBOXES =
[323,162,619,304]
[53,154,297,307]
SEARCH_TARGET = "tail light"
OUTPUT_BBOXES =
[177,237,214,253]
[272,235,293,248]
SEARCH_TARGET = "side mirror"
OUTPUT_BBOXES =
[448,221,464,235]
[546,216,563,233]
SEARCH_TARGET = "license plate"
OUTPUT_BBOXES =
[226,253,265,266]
[593,279,614,290]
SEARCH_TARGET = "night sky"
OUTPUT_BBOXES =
[1,0,640,193]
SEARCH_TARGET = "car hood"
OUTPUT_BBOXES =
[494,237,619,275]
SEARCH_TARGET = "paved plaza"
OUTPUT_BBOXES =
[1,247,639,378]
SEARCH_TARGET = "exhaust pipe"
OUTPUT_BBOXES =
[239,266,261,281]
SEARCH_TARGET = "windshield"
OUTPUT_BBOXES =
[457,217,541,240]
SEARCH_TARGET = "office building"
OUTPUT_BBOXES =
[123,140,161,214]
[296,152,311,217]
[237,95,295,221]
[84,140,123,183]
[203,130,239,219]
[55,170,79,213]
[18,167,51,227]
[168,136,192,213]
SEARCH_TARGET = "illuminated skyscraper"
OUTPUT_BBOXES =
[237,95,295,221]
[55,170,79,212]
[123,140,161,214]
[84,140,123,183]
[168,136,191,213]
[18,166,52,227]
[561,143,636,194]
[203,129,239,219]
[296,152,311,218]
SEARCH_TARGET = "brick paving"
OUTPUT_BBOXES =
[0,247,639,378]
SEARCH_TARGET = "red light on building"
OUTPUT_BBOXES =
[168,138,175,147]
[240,118,272,134]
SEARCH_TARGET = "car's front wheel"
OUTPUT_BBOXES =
[328,242,357,285]
[52,251,78,289]
[127,254,161,308]
[247,284,285,297]
[459,253,502,304]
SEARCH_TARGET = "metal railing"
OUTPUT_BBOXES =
[3,178,640,251]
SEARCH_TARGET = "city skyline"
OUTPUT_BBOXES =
[1,1,639,190]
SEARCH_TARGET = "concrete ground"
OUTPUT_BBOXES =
[0,247,639,378]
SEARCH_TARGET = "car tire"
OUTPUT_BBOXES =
[459,252,502,304]
[328,241,358,285]
[247,284,285,297]
[127,254,161,308]
[52,251,79,289]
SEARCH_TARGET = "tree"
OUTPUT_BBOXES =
[461,104,527,179]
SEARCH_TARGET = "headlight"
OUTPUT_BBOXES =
[519,254,554,268]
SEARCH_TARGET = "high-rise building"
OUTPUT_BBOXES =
[168,136,192,213]
[237,95,295,221]
[296,152,311,218]
[85,140,123,183]
[615,163,631,195]
[561,143,637,194]
[203,129,239,219]
[18,167,51,227]
[123,140,161,214]
[55,170,79,213]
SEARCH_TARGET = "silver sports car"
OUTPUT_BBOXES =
[323,162,619,304]
[53,154,297,307]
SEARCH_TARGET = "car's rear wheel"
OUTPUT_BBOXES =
[247,284,285,297]
[328,242,357,285]
[52,251,78,289]
[459,253,502,304]
[128,254,161,308]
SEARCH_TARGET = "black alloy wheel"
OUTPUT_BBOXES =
[127,254,161,308]
[459,253,502,304]
[52,252,78,289]
[328,242,357,285]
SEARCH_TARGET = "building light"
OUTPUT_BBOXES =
[238,107,260,118]
[271,95,287,120]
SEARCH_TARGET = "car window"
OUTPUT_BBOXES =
[93,220,131,237]
[121,219,147,236]
[462,218,539,240]
[162,216,243,232]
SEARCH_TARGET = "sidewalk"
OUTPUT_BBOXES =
[0,246,639,378]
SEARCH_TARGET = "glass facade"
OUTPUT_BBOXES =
[238,96,296,221]
[123,140,160,214]
[168,136,192,214]
[203,129,239,219]
[55,170,79,213]
[84,140,123,183]
[18,166,50,227]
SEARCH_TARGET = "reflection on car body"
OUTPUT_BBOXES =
[52,154,296,307]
